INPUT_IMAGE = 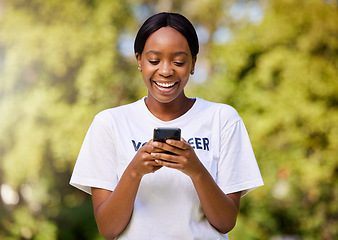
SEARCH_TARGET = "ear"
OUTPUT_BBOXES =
[135,53,142,72]
[191,56,197,75]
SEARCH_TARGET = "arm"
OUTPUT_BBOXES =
[190,168,241,233]
[92,142,162,239]
[151,140,241,233]
[92,171,140,240]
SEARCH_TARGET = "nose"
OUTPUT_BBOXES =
[158,62,173,77]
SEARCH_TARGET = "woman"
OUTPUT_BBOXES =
[70,12,263,240]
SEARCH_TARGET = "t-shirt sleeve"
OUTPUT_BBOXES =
[69,111,118,195]
[217,118,264,196]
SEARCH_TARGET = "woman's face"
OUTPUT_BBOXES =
[136,27,196,104]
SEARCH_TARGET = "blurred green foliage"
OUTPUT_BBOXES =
[0,0,337,239]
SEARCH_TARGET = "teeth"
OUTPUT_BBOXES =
[156,82,176,88]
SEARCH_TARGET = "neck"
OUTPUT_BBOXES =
[145,93,195,121]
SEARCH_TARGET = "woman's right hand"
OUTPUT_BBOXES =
[127,140,163,178]
[92,140,162,239]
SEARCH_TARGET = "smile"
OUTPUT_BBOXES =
[154,81,177,88]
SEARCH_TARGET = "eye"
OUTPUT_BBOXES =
[149,60,160,65]
[174,62,185,66]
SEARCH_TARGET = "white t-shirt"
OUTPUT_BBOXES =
[70,97,264,240]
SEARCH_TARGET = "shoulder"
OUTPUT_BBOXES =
[196,98,241,120]
[88,100,141,130]
[95,99,142,120]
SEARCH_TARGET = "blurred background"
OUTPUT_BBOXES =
[0,0,337,239]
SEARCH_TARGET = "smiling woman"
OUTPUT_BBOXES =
[70,12,263,240]
[136,26,196,110]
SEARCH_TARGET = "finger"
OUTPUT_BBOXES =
[151,152,179,163]
[152,141,185,155]
[151,141,163,148]
[151,141,171,152]
[166,139,190,150]
[143,139,154,146]
[152,147,167,153]
[146,159,162,165]
[146,162,162,173]
[155,159,183,169]
[144,160,163,174]
[142,144,155,153]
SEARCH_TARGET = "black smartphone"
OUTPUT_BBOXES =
[153,128,181,143]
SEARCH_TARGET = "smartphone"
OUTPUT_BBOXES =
[153,127,181,143]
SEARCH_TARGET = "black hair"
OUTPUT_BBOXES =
[134,12,199,57]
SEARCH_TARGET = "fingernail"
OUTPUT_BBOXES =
[166,140,172,144]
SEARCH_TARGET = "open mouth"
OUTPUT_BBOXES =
[154,81,177,88]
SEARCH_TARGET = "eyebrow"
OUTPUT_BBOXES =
[145,50,188,56]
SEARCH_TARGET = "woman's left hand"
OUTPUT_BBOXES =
[151,138,241,234]
[150,138,204,178]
